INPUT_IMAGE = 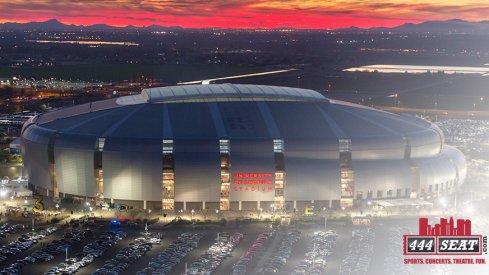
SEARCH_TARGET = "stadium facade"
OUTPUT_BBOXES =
[21,84,466,211]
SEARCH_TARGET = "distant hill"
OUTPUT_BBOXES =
[0,19,73,31]
[386,19,489,34]
[0,18,488,34]
[0,19,182,31]
[337,19,489,34]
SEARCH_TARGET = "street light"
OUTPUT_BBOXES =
[55,204,59,211]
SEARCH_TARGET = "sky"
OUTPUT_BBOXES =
[0,0,488,29]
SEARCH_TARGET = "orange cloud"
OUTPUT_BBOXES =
[0,0,488,28]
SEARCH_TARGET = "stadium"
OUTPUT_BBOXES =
[20,84,466,211]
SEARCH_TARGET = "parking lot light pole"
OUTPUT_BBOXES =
[65,247,68,261]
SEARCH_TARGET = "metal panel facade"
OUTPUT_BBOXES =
[55,147,95,197]
[353,160,412,198]
[174,140,221,202]
[285,139,341,201]
[22,138,51,190]
[103,139,161,201]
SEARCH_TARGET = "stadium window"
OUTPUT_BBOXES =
[377,190,383,198]
[387,190,393,197]
[339,139,352,152]
[220,139,230,154]
[162,140,174,154]
[367,191,373,199]
[273,139,284,153]
[96,138,105,152]
[396,189,401,197]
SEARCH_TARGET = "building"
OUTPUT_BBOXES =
[20,84,466,211]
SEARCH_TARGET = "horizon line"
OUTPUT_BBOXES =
[1,18,487,31]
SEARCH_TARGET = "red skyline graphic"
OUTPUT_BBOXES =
[418,217,472,236]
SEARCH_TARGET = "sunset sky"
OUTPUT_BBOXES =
[0,0,488,29]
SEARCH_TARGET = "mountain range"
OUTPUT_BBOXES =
[1,18,489,34]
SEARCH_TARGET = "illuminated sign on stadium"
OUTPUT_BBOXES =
[232,173,273,192]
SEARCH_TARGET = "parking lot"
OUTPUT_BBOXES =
[0,219,367,275]
[0,214,486,274]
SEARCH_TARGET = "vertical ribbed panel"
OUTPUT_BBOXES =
[285,139,341,201]
[55,148,95,197]
[352,160,412,198]
[22,139,51,190]
[174,140,220,202]
[103,139,161,201]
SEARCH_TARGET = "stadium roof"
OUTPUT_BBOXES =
[116,84,328,105]
[24,84,441,154]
